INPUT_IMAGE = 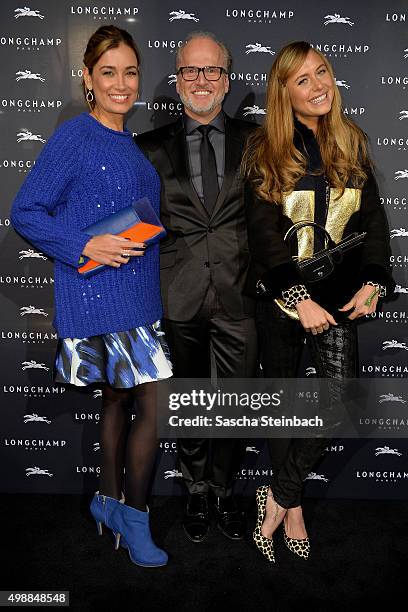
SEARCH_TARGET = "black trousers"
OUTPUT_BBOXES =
[256,300,357,508]
[163,284,258,497]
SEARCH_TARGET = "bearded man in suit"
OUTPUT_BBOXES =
[136,32,257,543]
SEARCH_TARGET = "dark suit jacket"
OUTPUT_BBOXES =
[136,115,255,321]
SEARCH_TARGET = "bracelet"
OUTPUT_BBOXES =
[282,284,311,309]
[364,281,386,298]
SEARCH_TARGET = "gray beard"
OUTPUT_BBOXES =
[179,90,225,116]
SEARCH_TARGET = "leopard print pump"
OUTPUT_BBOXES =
[282,518,310,560]
[253,486,275,563]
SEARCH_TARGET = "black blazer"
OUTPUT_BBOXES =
[136,115,255,321]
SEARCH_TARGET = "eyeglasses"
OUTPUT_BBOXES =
[177,66,227,81]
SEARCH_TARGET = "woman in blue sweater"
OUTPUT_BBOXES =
[11,26,172,568]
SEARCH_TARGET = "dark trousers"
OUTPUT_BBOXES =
[163,284,258,497]
[256,300,357,508]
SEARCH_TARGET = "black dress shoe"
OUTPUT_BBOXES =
[183,493,210,543]
[214,496,246,540]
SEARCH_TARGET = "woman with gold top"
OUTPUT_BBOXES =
[242,41,394,563]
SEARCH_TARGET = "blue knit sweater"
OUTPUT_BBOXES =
[11,112,163,338]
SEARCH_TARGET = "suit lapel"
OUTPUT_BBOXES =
[163,120,209,219]
[210,116,243,219]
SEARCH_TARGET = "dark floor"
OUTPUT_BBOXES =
[2,494,407,611]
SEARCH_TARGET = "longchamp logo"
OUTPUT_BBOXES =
[377,137,408,151]
[367,310,408,324]
[3,385,63,397]
[382,340,408,351]
[304,472,329,482]
[356,470,408,483]
[379,393,406,403]
[1,276,54,290]
[21,360,50,371]
[147,39,183,51]
[20,305,48,316]
[390,228,408,238]
[168,10,199,22]
[24,413,51,424]
[246,446,260,454]
[0,159,35,172]
[19,249,47,260]
[245,43,275,55]
[14,7,44,19]
[1,37,62,51]
[168,74,177,85]
[242,105,266,116]
[225,9,294,23]
[26,467,53,477]
[17,129,46,143]
[159,441,177,453]
[323,13,354,26]
[381,75,408,89]
[69,5,139,19]
[395,170,408,180]
[76,466,100,474]
[236,468,274,480]
[335,79,350,89]
[385,13,407,22]
[16,69,45,82]
[146,100,183,116]
[395,285,408,293]
[229,72,267,87]
[399,110,408,120]
[381,197,407,211]
[164,469,182,479]
[1,98,62,112]
[311,43,369,58]
[4,438,66,450]
[375,446,402,456]
[361,363,408,377]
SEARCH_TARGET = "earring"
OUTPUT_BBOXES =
[86,89,94,102]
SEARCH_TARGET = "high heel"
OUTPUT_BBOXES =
[89,491,125,548]
[253,486,275,563]
[282,515,310,560]
[110,502,168,567]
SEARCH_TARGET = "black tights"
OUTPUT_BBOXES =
[98,382,158,511]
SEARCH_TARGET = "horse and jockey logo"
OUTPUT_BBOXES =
[24,413,51,424]
[374,446,402,457]
[26,466,53,477]
[404,48,408,59]
[169,10,199,22]
[336,79,351,90]
[243,105,266,116]
[395,285,408,294]
[93,389,102,399]
[245,43,275,55]
[164,469,183,479]
[16,70,45,82]
[93,442,100,452]
[390,228,408,239]
[21,360,50,371]
[323,13,354,26]
[168,74,177,85]
[20,305,48,316]
[395,170,408,180]
[17,129,46,143]
[399,111,408,120]
[382,340,408,351]
[14,7,44,19]
[305,472,329,482]
[246,446,260,454]
[306,367,317,377]
[19,249,47,260]
[379,393,406,404]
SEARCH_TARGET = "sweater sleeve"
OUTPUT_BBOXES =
[358,169,395,295]
[10,122,92,267]
[245,182,303,297]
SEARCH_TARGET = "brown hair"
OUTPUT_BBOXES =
[242,41,371,203]
[82,25,140,110]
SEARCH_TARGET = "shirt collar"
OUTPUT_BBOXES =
[183,110,225,135]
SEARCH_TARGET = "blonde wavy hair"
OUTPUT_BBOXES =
[242,41,371,203]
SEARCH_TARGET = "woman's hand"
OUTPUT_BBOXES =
[338,285,379,320]
[296,299,337,334]
[82,234,146,268]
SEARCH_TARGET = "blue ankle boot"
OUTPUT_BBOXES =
[110,502,168,567]
[89,491,124,549]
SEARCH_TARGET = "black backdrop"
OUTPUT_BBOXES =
[0,0,407,498]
